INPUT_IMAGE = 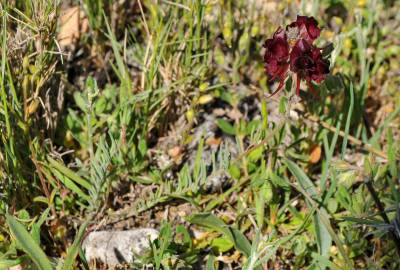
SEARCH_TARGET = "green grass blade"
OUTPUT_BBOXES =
[283,160,353,268]
[368,105,400,147]
[206,255,217,270]
[0,258,23,269]
[341,83,354,158]
[62,221,89,270]
[320,115,342,191]
[313,211,332,258]
[52,169,90,202]
[103,12,131,102]
[284,159,318,198]
[216,119,236,135]
[6,214,53,270]
[47,157,91,190]
[284,159,332,262]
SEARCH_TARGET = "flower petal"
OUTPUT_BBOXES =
[288,15,321,42]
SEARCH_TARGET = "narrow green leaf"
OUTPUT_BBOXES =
[387,128,399,202]
[6,214,52,270]
[284,159,332,261]
[103,13,131,102]
[228,227,252,257]
[73,92,87,112]
[216,119,236,135]
[343,217,385,226]
[0,259,22,269]
[48,157,91,190]
[311,252,342,270]
[52,170,90,202]
[187,212,226,229]
[62,221,89,270]
[341,83,354,158]
[187,213,251,256]
[254,191,265,228]
[248,145,264,162]
[284,159,318,198]
[261,99,268,130]
[387,128,398,180]
[31,208,50,245]
[193,138,204,181]
[138,138,148,156]
[176,225,192,248]
[313,212,331,257]
[246,120,261,135]
[369,105,400,147]
[321,115,342,191]
[206,255,217,270]
[211,236,233,253]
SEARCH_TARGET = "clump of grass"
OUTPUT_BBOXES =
[0,0,60,211]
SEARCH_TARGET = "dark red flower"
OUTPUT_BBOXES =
[288,15,321,43]
[263,16,330,97]
[263,28,290,95]
[290,39,330,95]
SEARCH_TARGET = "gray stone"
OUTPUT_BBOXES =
[82,228,159,267]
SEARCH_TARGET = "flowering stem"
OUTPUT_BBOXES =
[296,74,301,96]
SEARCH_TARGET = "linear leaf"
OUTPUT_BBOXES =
[284,159,332,262]
[341,83,354,158]
[187,213,251,257]
[206,255,217,270]
[284,159,318,198]
[62,221,89,270]
[52,170,90,202]
[48,157,91,190]
[6,214,52,270]
[216,119,236,135]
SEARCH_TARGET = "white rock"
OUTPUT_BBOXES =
[82,229,159,267]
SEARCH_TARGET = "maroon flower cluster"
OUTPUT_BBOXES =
[263,16,330,96]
